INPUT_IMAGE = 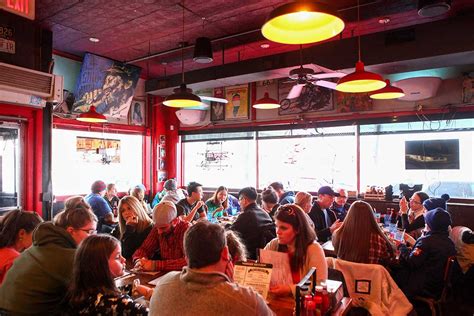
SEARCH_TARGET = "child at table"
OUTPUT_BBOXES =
[66,234,149,315]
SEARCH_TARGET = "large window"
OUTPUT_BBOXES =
[258,126,356,190]
[182,118,474,199]
[0,124,20,210]
[52,129,143,195]
[183,133,256,188]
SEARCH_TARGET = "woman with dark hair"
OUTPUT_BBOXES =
[332,201,396,265]
[0,196,97,314]
[0,210,43,284]
[264,204,327,296]
[114,196,153,259]
[399,191,430,239]
[66,234,149,314]
[205,186,230,219]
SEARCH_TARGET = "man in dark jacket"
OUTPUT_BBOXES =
[230,187,275,260]
[330,188,351,221]
[269,182,295,205]
[395,208,456,299]
[308,186,342,242]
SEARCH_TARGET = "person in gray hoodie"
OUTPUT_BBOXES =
[0,197,97,315]
[149,221,274,316]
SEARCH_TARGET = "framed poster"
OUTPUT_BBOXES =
[335,92,373,113]
[225,84,249,120]
[211,102,225,121]
[129,100,145,125]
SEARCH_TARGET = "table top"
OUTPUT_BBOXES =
[268,295,352,316]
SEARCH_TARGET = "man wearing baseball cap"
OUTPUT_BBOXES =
[133,201,190,272]
[85,180,112,232]
[308,186,342,242]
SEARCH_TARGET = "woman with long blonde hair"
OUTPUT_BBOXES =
[116,196,153,259]
[332,201,396,265]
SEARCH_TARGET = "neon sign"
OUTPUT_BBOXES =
[0,0,35,20]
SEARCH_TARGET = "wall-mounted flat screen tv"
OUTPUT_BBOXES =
[405,139,459,169]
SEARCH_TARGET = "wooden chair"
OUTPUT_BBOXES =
[413,256,456,316]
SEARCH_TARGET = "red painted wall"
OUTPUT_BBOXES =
[0,104,43,215]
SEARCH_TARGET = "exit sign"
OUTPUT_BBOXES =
[0,0,35,20]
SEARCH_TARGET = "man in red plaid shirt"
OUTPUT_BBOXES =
[133,201,190,271]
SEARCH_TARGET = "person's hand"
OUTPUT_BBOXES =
[136,284,153,300]
[330,219,342,233]
[134,258,154,271]
[399,196,408,214]
[213,206,224,216]
[270,284,292,296]
[225,259,234,282]
[125,214,139,226]
[196,200,205,208]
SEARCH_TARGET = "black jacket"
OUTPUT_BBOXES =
[230,202,275,260]
[279,191,295,205]
[119,224,153,259]
[330,202,350,221]
[308,201,337,242]
[397,231,456,298]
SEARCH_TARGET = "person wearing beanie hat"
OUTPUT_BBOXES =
[394,208,456,299]
[132,201,190,272]
[85,180,112,232]
[423,194,450,212]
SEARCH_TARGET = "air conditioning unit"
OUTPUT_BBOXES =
[393,77,442,101]
[0,62,64,105]
[175,109,206,125]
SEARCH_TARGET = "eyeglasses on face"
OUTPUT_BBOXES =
[76,228,97,235]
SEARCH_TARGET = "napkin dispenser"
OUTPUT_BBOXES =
[326,279,344,312]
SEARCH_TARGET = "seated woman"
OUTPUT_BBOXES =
[114,196,154,259]
[131,185,153,215]
[332,201,396,265]
[0,197,97,314]
[104,183,120,214]
[398,191,429,239]
[205,186,230,219]
[66,234,149,314]
[0,210,43,284]
[264,204,327,296]
[395,208,456,299]
[294,191,315,229]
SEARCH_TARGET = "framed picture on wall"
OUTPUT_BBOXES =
[225,84,250,120]
[159,147,166,158]
[210,102,225,121]
[160,135,166,146]
[129,100,145,125]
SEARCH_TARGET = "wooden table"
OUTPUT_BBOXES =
[268,295,352,316]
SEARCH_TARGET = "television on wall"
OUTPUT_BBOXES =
[405,139,460,170]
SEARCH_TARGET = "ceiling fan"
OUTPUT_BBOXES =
[286,45,346,99]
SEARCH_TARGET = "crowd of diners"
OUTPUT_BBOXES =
[0,179,473,315]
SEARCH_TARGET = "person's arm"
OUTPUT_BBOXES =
[132,227,159,261]
[150,257,187,271]
[400,239,429,269]
[184,201,205,222]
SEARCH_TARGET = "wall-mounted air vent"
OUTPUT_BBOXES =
[0,62,54,98]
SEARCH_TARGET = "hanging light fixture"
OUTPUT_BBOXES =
[76,106,107,123]
[193,37,213,63]
[261,1,344,45]
[336,0,386,93]
[253,92,280,109]
[163,1,202,108]
[369,79,405,99]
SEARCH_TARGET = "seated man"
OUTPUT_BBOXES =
[394,208,456,299]
[261,188,280,220]
[397,191,429,239]
[85,180,112,232]
[330,188,351,221]
[133,201,189,271]
[230,187,275,260]
[269,181,295,205]
[308,186,342,243]
[176,181,207,222]
[149,221,273,316]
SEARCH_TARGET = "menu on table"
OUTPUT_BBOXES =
[234,261,273,300]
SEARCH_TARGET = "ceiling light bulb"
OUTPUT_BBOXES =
[89,37,100,43]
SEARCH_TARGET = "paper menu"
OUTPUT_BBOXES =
[234,261,272,300]
[258,249,293,287]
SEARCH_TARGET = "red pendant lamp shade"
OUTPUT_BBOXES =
[253,92,280,109]
[336,61,386,93]
[369,79,405,99]
[76,106,107,123]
